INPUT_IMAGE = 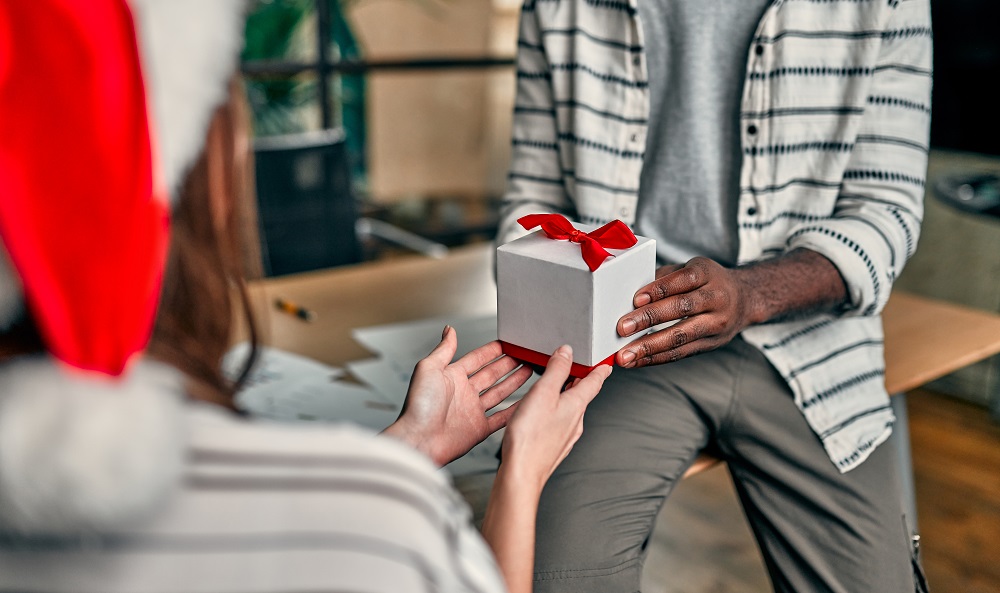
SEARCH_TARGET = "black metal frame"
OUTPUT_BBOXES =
[240,0,515,129]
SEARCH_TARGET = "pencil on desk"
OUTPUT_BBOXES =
[275,297,316,322]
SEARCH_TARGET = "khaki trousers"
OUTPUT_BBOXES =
[533,338,923,593]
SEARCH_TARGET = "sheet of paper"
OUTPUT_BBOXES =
[345,356,412,407]
[223,342,399,432]
[352,314,500,371]
[222,342,345,385]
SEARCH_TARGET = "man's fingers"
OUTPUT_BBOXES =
[479,365,533,410]
[452,339,505,375]
[633,258,713,307]
[616,318,717,368]
[626,341,713,367]
[618,290,713,337]
[655,263,685,280]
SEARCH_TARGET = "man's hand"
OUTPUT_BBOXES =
[382,326,533,466]
[616,249,849,368]
[616,258,756,368]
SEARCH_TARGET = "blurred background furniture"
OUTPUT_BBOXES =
[241,0,518,266]
[896,151,1000,417]
[254,128,448,276]
[254,129,362,275]
[935,172,1000,220]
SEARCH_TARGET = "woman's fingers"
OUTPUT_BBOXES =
[565,364,612,406]
[486,400,521,433]
[468,355,521,394]
[531,345,573,395]
[479,365,533,410]
[452,339,505,375]
[421,325,460,368]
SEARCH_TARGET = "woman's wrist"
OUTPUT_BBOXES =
[381,419,443,466]
[482,460,542,593]
[495,451,549,497]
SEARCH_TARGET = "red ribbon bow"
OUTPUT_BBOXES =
[518,214,638,272]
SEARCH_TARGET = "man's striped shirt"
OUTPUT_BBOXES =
[498,0,933,471]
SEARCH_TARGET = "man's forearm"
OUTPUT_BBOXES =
[734,248,848,326]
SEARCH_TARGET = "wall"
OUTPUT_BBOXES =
[347,0,518,204]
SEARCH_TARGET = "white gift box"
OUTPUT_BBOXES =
[497,222,655,374]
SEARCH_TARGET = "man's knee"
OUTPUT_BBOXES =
[534,470,665,581]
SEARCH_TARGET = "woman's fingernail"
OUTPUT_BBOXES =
[441,325,452,339]
[620,350,636,367]
[556,345,572,360]
[621,318,636,336]
[635,293,651,306]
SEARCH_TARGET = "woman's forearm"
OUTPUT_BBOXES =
[480,464,544,593]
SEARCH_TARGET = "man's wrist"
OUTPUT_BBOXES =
[732,248,848,326]
[732,266,769,326]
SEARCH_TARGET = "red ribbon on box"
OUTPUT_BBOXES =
[518,214,638,272]
[500,341,615,379]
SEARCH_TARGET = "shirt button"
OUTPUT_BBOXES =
[630,133,640,143]
[755,44,764,56]
[633,55,642,67]
[747,124,758,136]
[747,207,758,216]
[620,207,630,217]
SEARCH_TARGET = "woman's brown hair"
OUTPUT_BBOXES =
[148,78,260,408]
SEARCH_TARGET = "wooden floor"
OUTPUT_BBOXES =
[909,388,1000,593]
[641,387,1000,593]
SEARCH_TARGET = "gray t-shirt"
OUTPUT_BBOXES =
[635,0,772,267]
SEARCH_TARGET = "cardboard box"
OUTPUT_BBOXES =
[497,220,655,374]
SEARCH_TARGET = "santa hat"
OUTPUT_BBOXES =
[0,0,246,532]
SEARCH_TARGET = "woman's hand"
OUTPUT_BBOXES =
[481,347,611,593]
[382,326,532,466]
[499,345,612,491]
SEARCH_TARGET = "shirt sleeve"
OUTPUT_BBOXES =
[785,0,933,317]
[438,486,509,593]
[497,0,575,246]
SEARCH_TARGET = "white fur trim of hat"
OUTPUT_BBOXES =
[131,0,248,199]
[0,0,247,533]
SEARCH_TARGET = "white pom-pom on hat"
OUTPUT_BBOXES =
[0,359,187,533]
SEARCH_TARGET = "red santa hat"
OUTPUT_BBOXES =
[0,0,246,532]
